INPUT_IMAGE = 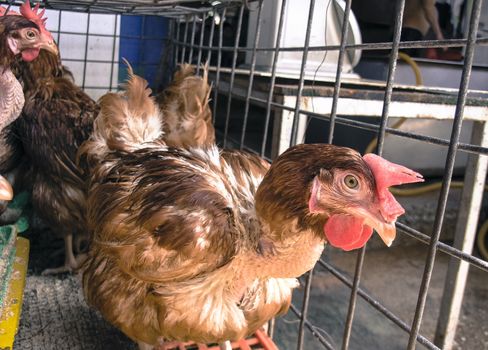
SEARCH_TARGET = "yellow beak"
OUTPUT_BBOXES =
[40,39,59,56]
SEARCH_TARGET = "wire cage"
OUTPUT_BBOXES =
[2,0,488,349]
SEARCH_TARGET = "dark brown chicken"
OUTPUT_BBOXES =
[14,48,98,274]
[0,3,57,160]
[0,3,58,218]
[81,71,423,349]
[156,64,215,148]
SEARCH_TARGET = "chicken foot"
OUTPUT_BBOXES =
[137,342,153,350]
[219,341,232,350]
[139,339,233,350]
[74,233,89,254]
[41,233,87,275]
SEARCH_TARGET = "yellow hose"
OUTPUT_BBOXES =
[477,220,488,261]
[398,52,424,86]
[391,181,462,196]
[364,52,422,155]
[391,182,488,196]
[365,53,488,259]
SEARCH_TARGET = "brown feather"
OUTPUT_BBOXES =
[13,49,98,247]
[82,62,162,163]
[157,64,214,148]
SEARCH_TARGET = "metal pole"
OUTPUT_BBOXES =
[222,5,245,148]
[196,13,207,73]
[290,0,316,147]
[240,0,264,150]
[434,121,488,349]
[297,270,314,350]
[407,0,483,348]
[108,14,118,91]
[212,8,227,124]
[181,16,189,63]
[261,0,287,158]
[343,0,406,348]
[188,14,197,64]
[327,0,352,144]
[81,12,91,90]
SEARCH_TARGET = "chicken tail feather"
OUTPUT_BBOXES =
[80,60,163,163]
[158,63,215,148]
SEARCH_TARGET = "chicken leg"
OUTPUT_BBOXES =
[137,342,153,350]
[41,233,86,275]
[219,341,232,350]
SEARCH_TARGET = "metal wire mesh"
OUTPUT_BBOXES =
[142,1,488,348]
[3,0,488,349]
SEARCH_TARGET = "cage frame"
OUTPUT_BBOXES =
[2,0,488,349]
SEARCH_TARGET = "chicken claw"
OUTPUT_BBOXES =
[41,234,87,275]
[41,253,87,275]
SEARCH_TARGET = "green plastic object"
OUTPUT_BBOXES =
[14,217,29,233]
[6,191,29,211]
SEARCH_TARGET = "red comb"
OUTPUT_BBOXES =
[363,153,424,222]
[0,6,20,16]
[19,2,53,39]
[363,153,424,188]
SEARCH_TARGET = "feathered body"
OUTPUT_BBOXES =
[83,144,315,343]
[14,49,98,273]
[0,67,24,175]
[81,70,423,348]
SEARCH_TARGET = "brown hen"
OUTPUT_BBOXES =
[81,70,423,349]
[156,64,215,148]
[0,3,57,215]
[14,48,98,274]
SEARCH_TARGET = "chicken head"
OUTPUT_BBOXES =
[308,149,423,250]
[256,144,423,252]
[1,2,58,61]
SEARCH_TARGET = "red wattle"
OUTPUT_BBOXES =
[21,48,40,62]
[324,214,374,251]
[363,153,423,223]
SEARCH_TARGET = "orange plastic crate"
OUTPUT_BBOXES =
[158,329,279,350]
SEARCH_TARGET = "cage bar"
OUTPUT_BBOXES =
[239,0,263,150]
[407,0,484,348]
[434,121,488,349]
[188,14,197,64]
[222,5,245,147]
[211,8,226,123]
[260,0,287,157]
[327,0,352,144]
[205,12,216,71]
[196,13,206,73]
[180,16,189,63]
[289,0,316,147]
[297,270,314,350]
[3,0,487,349]
[80,11,91,90]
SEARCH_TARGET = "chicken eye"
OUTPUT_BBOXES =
[26,30,36,39]
[344,174,359,189]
